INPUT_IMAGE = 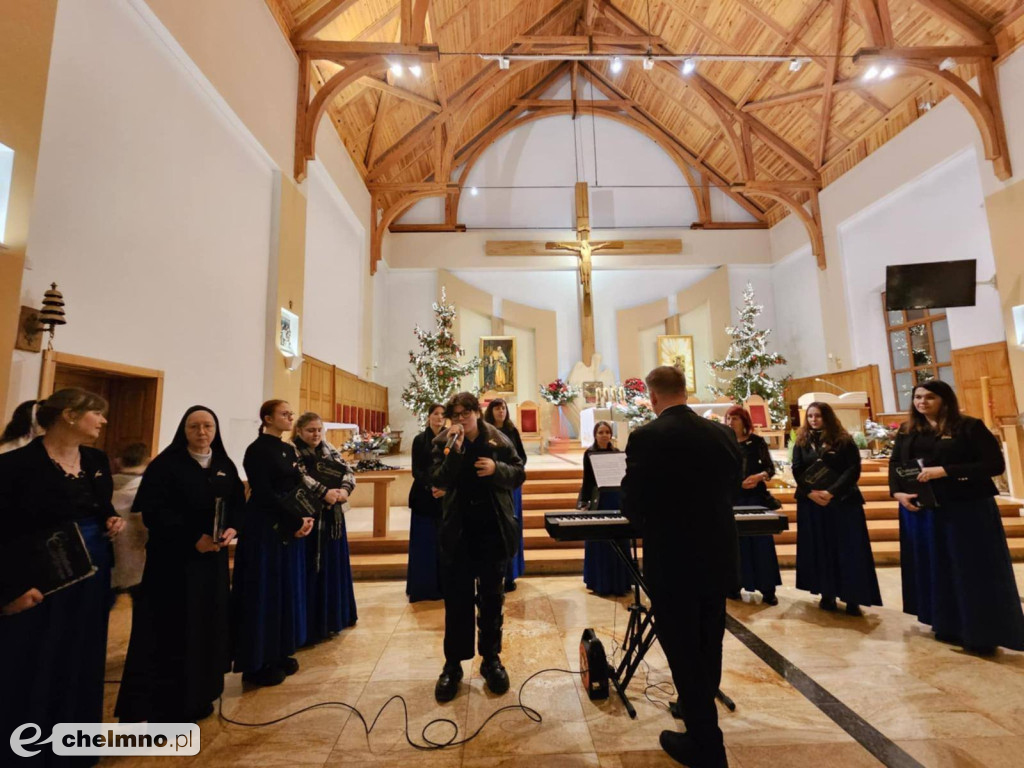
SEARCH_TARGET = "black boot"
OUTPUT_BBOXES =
[276,656,300,676]
[480,656,510,695]
[242,665,286,688]
[434,662,463,703]
[819,596,837,611]
[762,591,779,606]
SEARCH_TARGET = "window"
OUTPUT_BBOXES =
[0,142,13,244]
[882,295,954,412]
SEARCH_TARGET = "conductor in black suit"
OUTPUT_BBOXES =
[621,366,741,768]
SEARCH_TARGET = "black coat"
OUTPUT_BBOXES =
[577,445,620,508]
[0,438,116,605]
[792,436,864,504]
[408,427,444,517]
[242,432,308,536]
[888,416,1004,503]
[620,405,742,599]
[430,421,525,560]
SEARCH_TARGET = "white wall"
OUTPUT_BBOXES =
[303,160,365,374]
[838,148,1004,411]
[770,247,827,378]
[679,302,714,397]
[8,0,275,460]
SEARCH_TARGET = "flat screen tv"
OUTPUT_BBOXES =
[885,260,976,311]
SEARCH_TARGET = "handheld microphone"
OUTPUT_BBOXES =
[443,430,460,455]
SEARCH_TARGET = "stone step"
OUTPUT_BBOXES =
[522,478,585,495]
[523,467,583,481]
[523,492,581,510]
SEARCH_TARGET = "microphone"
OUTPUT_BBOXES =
[813,378,849,394]
[443,430,460,455]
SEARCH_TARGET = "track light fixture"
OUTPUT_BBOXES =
[642,55,654,70]
[470,186,479,196]
[498,56,510,70]
[939,57,957,71]
[788,58,802,72]
[390,62,403,76]
[611,57,623,73]
[681,58,696,75]
[409,64,422,77]
[863,65,880,81]
[880,64,895,79]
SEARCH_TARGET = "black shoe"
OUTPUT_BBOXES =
[276,656,299,676]
[727,590,742,601]
[819,596,837,612]
[762,592,779,606]
[966,645,997,656]
[434,662,463,703]
[504,580,518,592]
[188,702,215,722]
[668,700,683,720]
[242,665,286,687]
[935,632,962,645]
[660,730,728,768]
[480,656,510,695]
[845,603,863,617]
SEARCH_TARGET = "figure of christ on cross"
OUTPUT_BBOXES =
[544,237,623,305]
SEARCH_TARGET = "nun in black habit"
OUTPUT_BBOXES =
[115,406,244,723]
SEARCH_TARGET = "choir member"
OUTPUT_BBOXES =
[0,399,42,454]
[406,403,446,602]
[115,406,244,722]
[430,392,525,703]
[0,388,124,766]
[578,420,632,596]
[292,412,358,641]
[110,442,150,599]
[620,367,739,768]
[891,380,1024,653]
[792,402,881,616]
[484,398,527,591]
[233,400,330,687]
[725,406,781,605]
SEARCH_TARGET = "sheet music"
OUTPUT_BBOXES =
[590,452,627,488]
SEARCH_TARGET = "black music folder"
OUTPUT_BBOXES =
[9,521,97,596]
[801,459,839,491]
[893,463,939,508]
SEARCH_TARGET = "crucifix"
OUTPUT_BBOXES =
[486,181,682,363]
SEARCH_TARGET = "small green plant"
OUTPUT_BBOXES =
[852,431,869,450]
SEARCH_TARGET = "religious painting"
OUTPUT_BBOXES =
[657,335,697,393]
[479,336,516,396]
[279,308,299,357]
[582,381,603,405]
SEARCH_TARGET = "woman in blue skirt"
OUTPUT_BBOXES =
[891,380,1024,654]
[233,400,329,687]
[293,412,358,641]
[579,421,633,596]
[0,388,124,767]
[793,402,881,616]
[407,404,446,602]
[484,399,527,591]
[725,406,782,605]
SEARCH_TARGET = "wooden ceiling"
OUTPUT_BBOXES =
[265,0,1024,270]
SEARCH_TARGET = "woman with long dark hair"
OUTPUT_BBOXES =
[891,380,1024,653]
[0,388,123,766]
[407,404,446,602]
[579,421,632,596]
[233,400,330,687]
[792,402,881,615]
[0,399,43,454]
[115,406,244,722]
[292,412,358,640]
[483,398,527,591]
[725,406,781,605]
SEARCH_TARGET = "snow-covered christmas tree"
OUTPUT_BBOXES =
[708,283,791,426]
[401,288,481,426]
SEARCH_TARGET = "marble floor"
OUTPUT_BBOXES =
[99,564,1024,768]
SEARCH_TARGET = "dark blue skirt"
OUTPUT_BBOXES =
[232,507,305,673]
[795,497,882,606]
[902,498,1024,650]
[305,517,358,642]
[0,518,111,767]
[583,540,633,596]
[406,512,443,602]
[505,487,526,583]
[735,489,782,594]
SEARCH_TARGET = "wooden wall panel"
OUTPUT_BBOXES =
[784,365,885,421]
[300,355,389,431]
[299,354,335,418]
[952,342,1018,422]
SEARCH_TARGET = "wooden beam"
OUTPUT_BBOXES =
[818,0,847,168]
[360,77,442,112]
[853,45,998,61]
[690,221,769,230]
[367,182,459,191]
[290,0,359,42]
[851,0,889,47]
[977,58,1013,180]
[571,61,579,119]
[698,174,711,223]
[740,122,755,179]
[364,93,387,168]
[734,180,822,191]
[485,239,682,256]
[388,223,466,232]
[744,76,907,110]
[294,41,441,61]
[513,99,629,109]
[910,0,994,44]
[294,52,312,181]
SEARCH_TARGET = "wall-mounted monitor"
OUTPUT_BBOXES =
[885,260,976,311]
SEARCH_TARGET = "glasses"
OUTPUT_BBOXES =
[450,410,473,420]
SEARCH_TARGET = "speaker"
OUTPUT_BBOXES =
[579,628,609,700]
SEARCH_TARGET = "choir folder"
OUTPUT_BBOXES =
[893,464,939,508]
[10,521,97,596]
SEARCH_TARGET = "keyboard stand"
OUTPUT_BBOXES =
[607,538,737,719]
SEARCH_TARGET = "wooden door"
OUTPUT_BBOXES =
[952,342,1017,421]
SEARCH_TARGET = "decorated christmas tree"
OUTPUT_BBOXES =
[401,288,481,426]
[708,283,791,426]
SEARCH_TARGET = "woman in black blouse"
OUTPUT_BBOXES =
[579,421,632,596]
[0,388,123,766]
[891,380,1024,653]
[116,406,244,723]
[233,400,332,687]
[725,406,781,605]
[407,404,446,602]
[484,398,527,591]
[793,402,881,615]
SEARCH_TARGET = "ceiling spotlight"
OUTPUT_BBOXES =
[939,57,957,72]
[470,186,479,196]
[681,58,696,75]
[498,56,510,70]
[611,57,623,74]
[863,65,880,81]
[409,64,422,77]
[880,64,895,80]
[390,62,403,76]
[788,58,803,72]
[643,56,654,71]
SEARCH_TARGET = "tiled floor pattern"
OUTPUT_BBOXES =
[100,564,1024,767]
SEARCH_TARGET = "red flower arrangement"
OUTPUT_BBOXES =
[623,377,647,400]
[539,378,579,406]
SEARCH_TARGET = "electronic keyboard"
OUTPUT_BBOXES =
[544,506,789,541]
